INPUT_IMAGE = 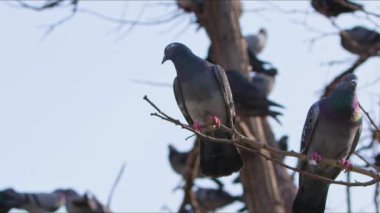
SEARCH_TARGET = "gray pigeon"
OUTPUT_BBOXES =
[195,187,241,211]
[168,144,224,188]
[226,70,283,123]
[251,71,276,97]
[162,42,242,177]
[64,190,110,213]
[311,0,363,17]
[0,188,65,213]
[340,26,380,56]
[245,28,268,56]
[293,73,362,213]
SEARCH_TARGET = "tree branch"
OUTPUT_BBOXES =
[143,95,380,187]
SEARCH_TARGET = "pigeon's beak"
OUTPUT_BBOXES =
[351,79,357,88]
[162,55,168,64]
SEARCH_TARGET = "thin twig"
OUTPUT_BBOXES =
[143,95,380,187]
[360,103,380,132]
[347,172,352,213]
[107,163,126,208]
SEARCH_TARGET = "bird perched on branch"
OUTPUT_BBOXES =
[245,28,268,56]
[311,0,363,17]
[226,70,283,123]
[207,29,270,72]
[293,74,362,213]
[195,187,242,211]
[168,144,224,188]
[162,42,242,177]
[250,68,277,98]
[63,189,111,213]
[340,26,380,57]
[0,188,65,213]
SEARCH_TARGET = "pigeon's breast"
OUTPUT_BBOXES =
[181,76,228,125]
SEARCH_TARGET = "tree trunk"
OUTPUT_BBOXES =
[192,1,297,212]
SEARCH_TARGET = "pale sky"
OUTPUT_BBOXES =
[0,1,380,212]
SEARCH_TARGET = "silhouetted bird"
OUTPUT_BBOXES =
[311,0,363,17]
[195,187,242,211]
[64,189,111,213]
[340,26,380,56]
[0,188,65,213]
[245,28,268,56]
[226,70,283,123]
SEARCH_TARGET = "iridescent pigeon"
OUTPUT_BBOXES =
[293,74,362,213]
[162,43,242,177]
[311,0,363,17]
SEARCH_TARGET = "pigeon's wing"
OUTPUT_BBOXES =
[347,124,362,158]
[173,77,194,125]
[211,65,235,127]
[300,102,320,154]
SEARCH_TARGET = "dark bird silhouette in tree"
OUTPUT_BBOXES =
[0,188,65,213]
[245,28,268,56]
[207,29,272,72]
[311,0,363,17]
[340,26,380,57]
[194,187,242,212]
[167,144,224,188]
[226,70,283,123]
[63,189,111,213]
[293,74,362,213]
[251,68,277,98]
[162,42,242,177]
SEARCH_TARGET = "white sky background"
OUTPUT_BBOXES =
[0,1,380,212]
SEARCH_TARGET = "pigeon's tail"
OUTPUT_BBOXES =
[244,108,283,124]
[292,179,329,213]
[199,130,242,177]
[337,1,363,13]
[268,100,284,108]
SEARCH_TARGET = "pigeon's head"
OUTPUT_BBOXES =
[168,144,178,158]
[162,43,192,64]
[336,73,358,92]
[259,28,267,36]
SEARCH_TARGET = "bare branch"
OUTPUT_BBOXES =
[321,56,369,97]
[107,163,126,209]
[78,8,184,26]
[143,95,380,187]
[178,142,201,213]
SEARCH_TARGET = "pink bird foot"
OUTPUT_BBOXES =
[338,159,353,172]
[309,152,322,165]
[192,122,203,132]
[211,116,221,128]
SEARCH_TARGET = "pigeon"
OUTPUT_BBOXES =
[195,187,241,211]
[311,0,363,17]
[168,144,224,188]
[251,70,277,97]
[245,28,268,56]
[162,42,243,177]
[176,0,204,12]
[206,30,272,72]
[293,73,362,213]
[226,70,283,123]
[277,135,288,152]
[168,144,191,176]
[64,189,110,213]
[0,188,65,213]
[340,26,380,57]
